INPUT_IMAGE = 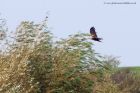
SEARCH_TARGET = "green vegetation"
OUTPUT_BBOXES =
[123,67,140,73]
[120,67,140,75]
[0,17,140,93]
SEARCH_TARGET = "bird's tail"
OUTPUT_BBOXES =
[99,38,103,40]
[98,38,103,42]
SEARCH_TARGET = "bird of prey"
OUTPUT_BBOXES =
[90,27,102,42]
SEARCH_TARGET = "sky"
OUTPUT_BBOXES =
[0,0,139,66]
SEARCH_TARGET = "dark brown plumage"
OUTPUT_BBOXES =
[90,27,102,42]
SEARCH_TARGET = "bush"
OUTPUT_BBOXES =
[0,18,106,93]
[112,68,140,93]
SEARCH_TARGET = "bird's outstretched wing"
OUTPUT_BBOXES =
[90,26,102,42]
[90,27,98,38]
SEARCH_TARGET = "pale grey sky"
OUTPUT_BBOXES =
[0,0,139,66]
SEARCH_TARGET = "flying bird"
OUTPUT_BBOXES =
[90,27,102,42]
